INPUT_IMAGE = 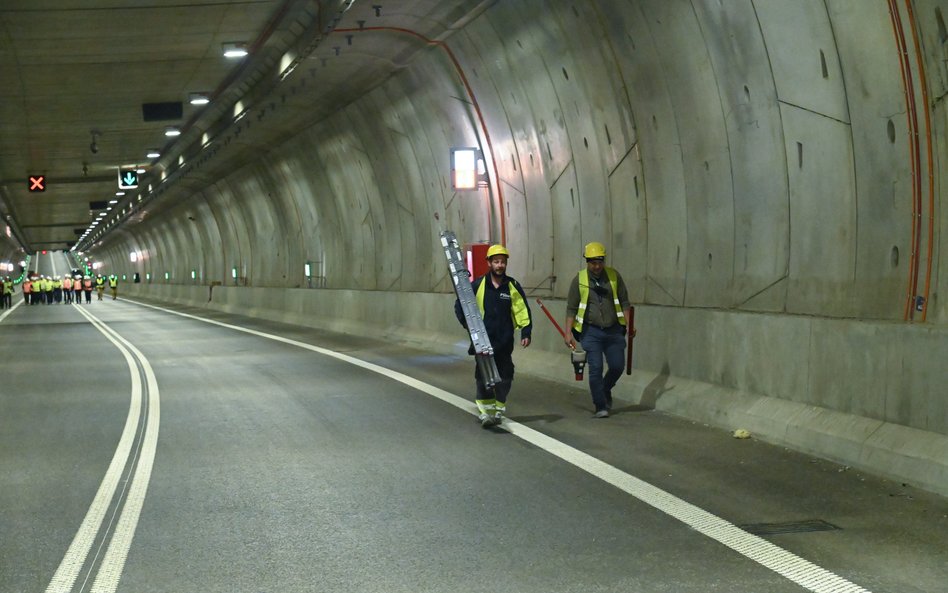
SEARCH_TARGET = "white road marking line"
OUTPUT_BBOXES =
[74,306,162,593]
[0,299,22,320]
[44,309,144,593]
[129,299,872,593]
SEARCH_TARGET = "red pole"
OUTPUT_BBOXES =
[535,298,566,339]
[626,306,636,375]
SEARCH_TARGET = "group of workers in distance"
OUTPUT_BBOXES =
[455,241,632,427]
[4,273,120,307]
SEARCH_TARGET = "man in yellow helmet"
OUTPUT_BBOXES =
[454,244,533,426]
[564,242,632,418]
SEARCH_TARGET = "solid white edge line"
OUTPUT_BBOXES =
[43,307,143,593]
[126,299,872,593]
[0,298,23,320]
[76,307,162,593]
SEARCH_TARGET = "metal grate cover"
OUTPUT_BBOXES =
[738,519,841,536]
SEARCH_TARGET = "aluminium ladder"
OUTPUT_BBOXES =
[440,230,502,390]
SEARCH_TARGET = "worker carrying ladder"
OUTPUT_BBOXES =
[440,230,503,425]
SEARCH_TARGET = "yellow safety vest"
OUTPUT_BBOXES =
[572,268,626,332]
[475,277,530,330]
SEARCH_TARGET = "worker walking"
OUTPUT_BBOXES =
[95,274,105,300]
[73,275,83,304]
[83,275,93,303]
[564,242,632,418]
[108,274,118,300]
[454,244,532,426]
[1,276,12,309]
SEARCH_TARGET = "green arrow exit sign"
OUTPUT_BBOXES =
[118,169,139,190]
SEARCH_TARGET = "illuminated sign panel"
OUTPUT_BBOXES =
[118,169,139,190]
[29,175,46,192]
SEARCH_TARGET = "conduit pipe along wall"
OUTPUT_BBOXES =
[333,25,508,246]
[889,0,935,321]
[902,0,936,322]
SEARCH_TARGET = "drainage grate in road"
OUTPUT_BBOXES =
[738,519,841,536]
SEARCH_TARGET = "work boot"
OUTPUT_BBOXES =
[594,409,610,419]
[478,413,494,427]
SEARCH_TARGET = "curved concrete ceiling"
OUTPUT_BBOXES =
[0,0,484,251]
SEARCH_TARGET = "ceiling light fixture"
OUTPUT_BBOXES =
[164,127,181,137]
[222,42,249,58]
[189,92,211,106]
[146,149,161,158]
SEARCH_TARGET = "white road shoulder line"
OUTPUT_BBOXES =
[128,299,871,593]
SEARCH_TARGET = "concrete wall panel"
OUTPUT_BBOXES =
[607,150,648,303]
[754,0,851,123]
[782,104,857,315]
[694,0,790,311]
[549,161,581,299]
[828,0,913,319]
[467,3,570,292]
[608,0,687,306]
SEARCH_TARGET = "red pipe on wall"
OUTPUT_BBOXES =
[887,0,923,321]
[333,26,507,246]
[903,0,935,322]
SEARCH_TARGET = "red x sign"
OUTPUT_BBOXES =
[29,175,46,192]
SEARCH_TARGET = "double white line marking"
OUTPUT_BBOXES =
[45,307,160,593]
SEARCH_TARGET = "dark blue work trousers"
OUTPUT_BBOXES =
[580,324,626,412]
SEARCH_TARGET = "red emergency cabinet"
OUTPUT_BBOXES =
[466,243,489,280]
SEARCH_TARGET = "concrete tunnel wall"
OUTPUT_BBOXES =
[91,1,948,494]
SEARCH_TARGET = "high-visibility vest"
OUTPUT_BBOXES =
[109,277,117,288]
[572,268,626,332]
[63,278,73,290]
[74,280,83,291]
[23,281,31,294]
[474,276,531,331]
[95,277,105,287]
[84,279,93,289]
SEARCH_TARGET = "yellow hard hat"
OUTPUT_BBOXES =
[584,241,607,259]
[486,244,510,259]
